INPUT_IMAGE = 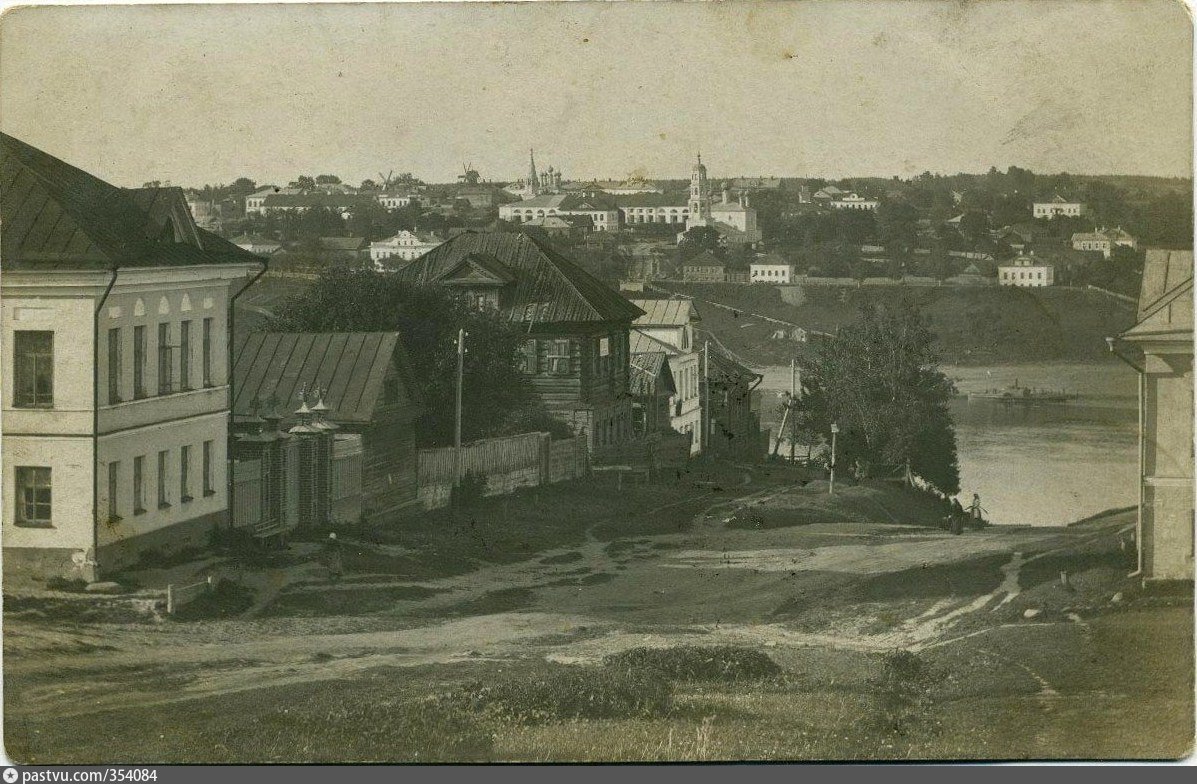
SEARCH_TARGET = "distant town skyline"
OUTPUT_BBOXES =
[0,1,1191,188]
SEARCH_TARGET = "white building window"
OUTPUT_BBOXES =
[13,331,54,408]
[14,466,52,527]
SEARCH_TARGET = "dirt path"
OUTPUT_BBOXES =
[4,482,1130,723]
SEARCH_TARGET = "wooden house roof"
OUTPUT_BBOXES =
[629,350,675,397]
[630,298,701,327]
[395,230,643,325]
[233,332,420,425]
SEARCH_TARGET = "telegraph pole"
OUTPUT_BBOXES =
[829,422,839,495]
[703,340,710,455]
[789,358,798,462]
[454,327,466,487]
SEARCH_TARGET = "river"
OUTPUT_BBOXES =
[755,362,1138,526]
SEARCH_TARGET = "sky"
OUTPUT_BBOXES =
[0,0,1192,188]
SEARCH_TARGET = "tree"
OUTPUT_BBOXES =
[315,174,342,185]
[796,301,960,494]
[677,225,722,256]
[293,175,316,192]
[876,200,919,250]
[265,268,570,446]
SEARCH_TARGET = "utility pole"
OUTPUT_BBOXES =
[829,422,839,495]
[454,327,466,487]
[789,358,797,462]
[703,340,710,455]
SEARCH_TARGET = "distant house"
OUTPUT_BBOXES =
[616,192,691,226]
[630,299,704,453]
[376,192,421,210]
[730,176,782,191]
[370,230,444,266]
[628,350,676,438]
[186,196,221,229]
[829,193,879,211]
[232,234,283,256]
[997,253,1054,287]
[751,255,797,284]
[725,266,751,284]
[1117,249,1193,585]
[812,185,845,202]
[395,231,644,451]
[1033,195,1086,219]
[233,332,423,520]
[1071,227,1138,258]
[681,250,727,283]
[251,191,372,216]
[499,192,622,232]
[522,213,593,239]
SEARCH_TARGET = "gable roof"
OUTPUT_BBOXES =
[233,332,419,425]
[394,230,643,324]
[631,298,701,327]
[1122,249,1193,341]
[707,349,761,387]
[615,192,688,209]
[629,350,675,396]
[1,132,264,271]
[630,328,683,356]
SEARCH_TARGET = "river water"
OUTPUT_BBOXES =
[756,362,1138,526]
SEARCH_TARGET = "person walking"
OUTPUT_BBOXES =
[950,498,966,535]
[322,532,344,582]
[968,494,986,527]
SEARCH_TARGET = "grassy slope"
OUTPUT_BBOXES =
[660,283,1138,367]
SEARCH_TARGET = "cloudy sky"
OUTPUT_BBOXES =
[0,0,1191,187]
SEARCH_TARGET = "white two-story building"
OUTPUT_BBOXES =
[1,133,265,582]
[370,230,444,267]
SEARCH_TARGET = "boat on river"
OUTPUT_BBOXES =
[967,379,1075,405]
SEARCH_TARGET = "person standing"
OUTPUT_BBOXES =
[322,532,344,582]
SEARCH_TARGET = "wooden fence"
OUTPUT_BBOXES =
[417,431,590,510]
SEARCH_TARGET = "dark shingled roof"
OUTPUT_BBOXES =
[233,332,420,425]
[395,230,643,325]
[1,132,263,271]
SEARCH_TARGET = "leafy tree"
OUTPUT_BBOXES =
[678,225,722,255]
[230,177,258,196]
[315,174,342,185]
[876,200,919,249]
[293,175,316,192]
[265,268,571,445]
[796,301,960,494]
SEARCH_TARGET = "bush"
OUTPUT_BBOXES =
[604,645,782,682]
[867,649,938,739]
[450,665,673,724]
[45,576,88,592]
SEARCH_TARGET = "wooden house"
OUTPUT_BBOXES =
[232,332,422,521]
[705,350,765,459]
[395,230,644,451]
[629,350,675,438]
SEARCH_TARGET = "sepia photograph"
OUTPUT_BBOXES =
[0,0,1193,765]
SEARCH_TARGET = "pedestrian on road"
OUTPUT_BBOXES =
[968,494,986,527]
[950,498,966,535]
[323,532,344,582]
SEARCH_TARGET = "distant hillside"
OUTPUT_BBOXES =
[657,283,1138,368]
